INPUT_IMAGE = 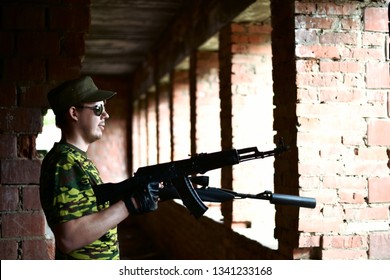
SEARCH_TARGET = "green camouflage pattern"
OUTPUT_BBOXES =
[40,142,119,260]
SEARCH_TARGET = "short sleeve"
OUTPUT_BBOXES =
[52,159,98,224]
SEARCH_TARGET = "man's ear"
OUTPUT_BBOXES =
[68,106,79,121]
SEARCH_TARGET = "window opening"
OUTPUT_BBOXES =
[36,109,61,157]
[36,109,61,240]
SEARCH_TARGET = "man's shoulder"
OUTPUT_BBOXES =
[43,143,86,166]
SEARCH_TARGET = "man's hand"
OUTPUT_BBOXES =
[124,182,160,215]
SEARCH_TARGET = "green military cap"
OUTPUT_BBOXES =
[47,76,116,115]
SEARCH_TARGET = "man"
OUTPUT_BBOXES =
[39,76,159,260]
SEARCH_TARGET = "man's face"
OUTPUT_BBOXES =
[77,101,109,144]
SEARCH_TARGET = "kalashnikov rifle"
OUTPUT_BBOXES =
[93,138,316,218]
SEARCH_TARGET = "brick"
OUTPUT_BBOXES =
[341,134,366,146]
[18,84,49,108]
[320,61,364,73]
[247,24,272,34]
[342,47,384,60]
[0,134,17,158]
[344,73,366,88]
[344,207,389,221]
[344,160,388,177]
[0,240,18,260]
[364,8,388,32]
[0,108,42,134]
[366,63,390,89]
[2,6,45,30]
[298,235,321,247]
[0,83,17,106]
[17,32,60,56]
[296,59,319,73]
[22,185,41,210]
[295,29,318,45]
[297,132,341,146]
[338,189,365,204]
[63,32,86,56]
[2,212,45,238]
[345,221,389,233]
[295,2,316,14]
[298,218,341,233]
[295,45,340,59]
[0,185,19,211]
[321,205,344,218]
[4,58,45,82]
[322,249,367,260]
[367,119,390,146]
[295,15,334,30]
[366,90,387,103]
[322,235,367,249]
[369,232,390,259]
[363,32,385,47]
[298,160,344,176]
[368,177,390,203]
[22,239,53,260]
[231,23,246,33]
[197,51,219,70]
[297,72,343,87]
[319,32,358,46]
[340,18,362,31]
[18,135,39,159]
[317,3,360,16]
[47,57,82,81]
[355,147,388,161]
[0,159,41,184]
[323,176,366,190]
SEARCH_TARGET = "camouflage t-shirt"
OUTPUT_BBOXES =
[40,142,119,260]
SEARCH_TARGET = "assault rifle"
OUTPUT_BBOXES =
[93,139,316,218]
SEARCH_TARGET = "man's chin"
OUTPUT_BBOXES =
[90,134,103,143]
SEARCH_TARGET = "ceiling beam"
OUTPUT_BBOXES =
[131,0,256,98]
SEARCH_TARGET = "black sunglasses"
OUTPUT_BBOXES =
[76,104,105,116]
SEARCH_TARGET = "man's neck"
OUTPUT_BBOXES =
[60,134,89,152]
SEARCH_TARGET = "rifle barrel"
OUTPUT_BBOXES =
[270,193,316,208]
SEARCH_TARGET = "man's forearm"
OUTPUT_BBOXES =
[53,200,129,254]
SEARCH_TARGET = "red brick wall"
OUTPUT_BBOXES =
[293,1,390,259]
[0,0,89,259]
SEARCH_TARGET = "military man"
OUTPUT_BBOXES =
[39,76,159,259]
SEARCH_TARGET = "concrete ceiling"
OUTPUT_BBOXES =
[81,0,270,76]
